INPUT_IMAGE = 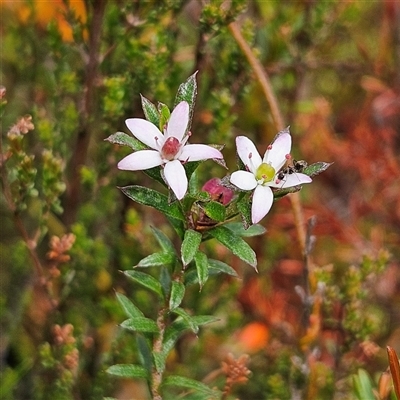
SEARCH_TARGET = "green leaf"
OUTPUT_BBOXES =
[273,185,301,200]
[165,215,185,240]
[120,317,159,333]
[192,315,220,326]
[172,308,199,334]
[181,229,202,267]
[106,364,149,379]
[124,270,164,298]
[352,369,375,400]
[209,226,257,270]
[140,94,159,126]
[194,251,209,289]
[158,102,171,131]
[208,259,238,277]
[136,334,152,374]
[137,252,176,268]
[116,292,144,318]
[120,186,185,221]
[169,281,185,310]
[236,193,252,228]
[303,161,332,177]
[150,226,176,254]
[153,352,165,375]
[105,131,146,151]
[174,72,198,126]
[202,201,226,222]
[224,222,266,237]
[162,375,221,398]
[159,266,171,299]
[160,315,219,371]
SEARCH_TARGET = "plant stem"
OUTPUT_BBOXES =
[152,307,167,400]
[228,21,307,254]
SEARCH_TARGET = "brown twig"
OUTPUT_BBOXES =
[228,21,307,253]
[64,0,107,226]
[152,307,167,400]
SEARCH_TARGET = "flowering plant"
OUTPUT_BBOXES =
[105,73,329,398]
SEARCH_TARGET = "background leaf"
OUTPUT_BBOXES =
[209,226,257,270]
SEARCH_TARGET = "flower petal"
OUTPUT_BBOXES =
[163,159,188,200]
[166,101,189,141]
[269,173,312,188]
[126,118,164,149]
[265,130,292,171]
[179,144,223,162]
[235,136,262,174]
[251,185,273,224]
[230,170,257,191]
[118,150,162,170]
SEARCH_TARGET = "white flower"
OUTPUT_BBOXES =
[230,130,312,224]
[118,101,224,200]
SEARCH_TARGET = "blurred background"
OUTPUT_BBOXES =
[1,0,400,399]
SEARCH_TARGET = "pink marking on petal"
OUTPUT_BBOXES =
[285,154,291,160]
[267,144,273,150]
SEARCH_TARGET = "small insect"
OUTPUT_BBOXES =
[276,160,308,182]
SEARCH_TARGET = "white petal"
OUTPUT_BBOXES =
[235,136,262,174]
[230,170,257,190]
[126,118,164,149]
[118,150,162,170]
[179,144,223,162]
[163,159,188,200]
[251,185,273,224]
[264,131,292,171]
[269,173,312,188]
[166,101,189,141]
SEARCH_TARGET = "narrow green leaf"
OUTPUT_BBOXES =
[159,266,171,299]
[172,308,199,334]
[116,292,144,318]
[208,259,238,277]
[194,251,209,288]
[181,229,202,267]
[162,375,221,398]
[136,334,152,374]
[303,161,332,177]
[203,201,226,222]
[105,131,146,151]
[174,72,198,126]
[162,320,188,362]
[224,222,266,237]
[236,193,252,228]
[120,317,158,333]
[352,369,375,400]
[169,281,185,310]
[124,270,164,298]
[192,315,220,326]
[106,364,149,379]
[120,186,185,221]
[209,226,257,270]
[273,185,301,200]
[165,215,185,240]
[153,352,165,375]
[140,94,159,126]
[150,226,176,254]
[137,252,176,268]
[158,102,170,131]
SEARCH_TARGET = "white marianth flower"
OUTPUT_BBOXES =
[230,129,312,224]
[118,101,224,200]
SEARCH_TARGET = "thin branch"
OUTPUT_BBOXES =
[64,0,107,226]
[228,21,307,253]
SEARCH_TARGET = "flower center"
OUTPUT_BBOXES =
[255,162,276,184]
[161,137,180,160]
